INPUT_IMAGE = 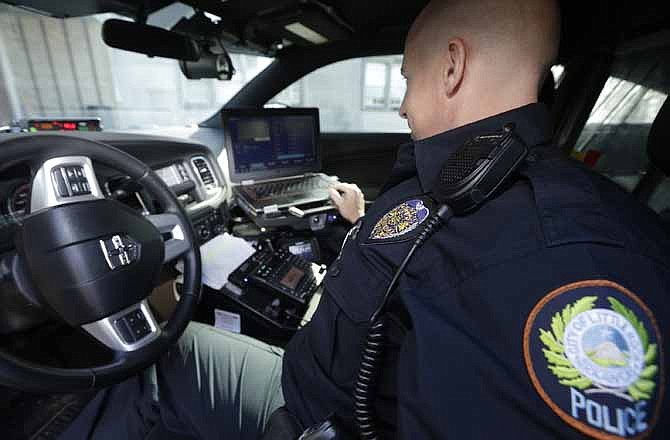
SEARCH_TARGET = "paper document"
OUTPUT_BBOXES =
[176,233,255,290]
[214,309,241,333]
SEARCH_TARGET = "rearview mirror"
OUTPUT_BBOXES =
[102,19,201,62]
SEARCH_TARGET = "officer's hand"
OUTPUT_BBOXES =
[329,182,365,224]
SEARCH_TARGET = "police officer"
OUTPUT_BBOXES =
[61,0,670,438]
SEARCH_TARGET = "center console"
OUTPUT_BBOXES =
[228,245,321,305]
[137,152,339,344]
[193,236,328,344]
[191,207,227,244]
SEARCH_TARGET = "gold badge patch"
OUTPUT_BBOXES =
[369,199,430,240]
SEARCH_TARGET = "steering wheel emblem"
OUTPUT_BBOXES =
[99,234,140,270]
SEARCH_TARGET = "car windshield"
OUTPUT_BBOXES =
[0,3,273,131]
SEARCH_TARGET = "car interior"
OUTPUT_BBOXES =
[0,0,668,438]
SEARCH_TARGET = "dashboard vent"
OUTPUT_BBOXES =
[191,156,217,189]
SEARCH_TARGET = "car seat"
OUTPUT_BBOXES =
[633,97,670,227]
[145,422,198,440]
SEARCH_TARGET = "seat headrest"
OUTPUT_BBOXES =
[648,97,670,176]
[539,71,556,109]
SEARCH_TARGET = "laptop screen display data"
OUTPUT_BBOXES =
[228,114,317,175]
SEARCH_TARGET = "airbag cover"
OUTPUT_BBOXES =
[15,199,164,325]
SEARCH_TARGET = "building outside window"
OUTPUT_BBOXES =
[389,66,405,110]
[0,3,274,131]
[363,62,387,109]
[362,56,404,111]
[271,82,304,107]
[270,55,409,133]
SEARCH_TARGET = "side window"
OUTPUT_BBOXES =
[270,55,408,133]
[362,58,404,111]
[572,43,670,205]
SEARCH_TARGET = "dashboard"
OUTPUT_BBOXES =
[0,132,230,251]
[2,181,29,221]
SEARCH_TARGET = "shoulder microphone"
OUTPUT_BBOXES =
[431,123,529,214]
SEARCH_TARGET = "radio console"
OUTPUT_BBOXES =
[191,207,227,244]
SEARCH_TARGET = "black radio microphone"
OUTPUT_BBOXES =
[432,123,529,212]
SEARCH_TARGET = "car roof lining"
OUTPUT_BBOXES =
[2,0,426,30]
[2,1,669,62]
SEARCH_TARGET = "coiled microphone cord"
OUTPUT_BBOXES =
[353,205,453,440]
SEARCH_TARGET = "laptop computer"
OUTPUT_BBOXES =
[222,107,337,217]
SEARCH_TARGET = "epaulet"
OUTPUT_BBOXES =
[519,147,626,249]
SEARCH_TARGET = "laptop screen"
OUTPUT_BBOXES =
[223,108,321,183]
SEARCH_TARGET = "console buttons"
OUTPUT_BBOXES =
[198,226,210,241]
[51,169,70,197]
[70,181,81,195]
[126,309,151,340]
[113,308,152,344]
[114,318,135,344]
[52,165,91,197]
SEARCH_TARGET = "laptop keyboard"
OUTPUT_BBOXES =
[247,176,330,200]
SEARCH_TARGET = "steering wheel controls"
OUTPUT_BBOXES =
[82,300,162,352]
[113,308,152,344]
[50,165,91,197]
[31,156,106,213]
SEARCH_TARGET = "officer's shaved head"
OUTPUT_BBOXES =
[399,0,561,140]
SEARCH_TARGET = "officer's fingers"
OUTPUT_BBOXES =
[340,184,360,197]
[329,188,343,206]
[343,183,362,197]
[336,182,360,190]
[330,182,350,192]
[330,184,353,200]
[340,183,362,200]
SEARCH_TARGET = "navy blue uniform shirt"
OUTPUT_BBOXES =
[282,104,670,439]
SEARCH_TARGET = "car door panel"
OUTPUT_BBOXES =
[320,133,410,200]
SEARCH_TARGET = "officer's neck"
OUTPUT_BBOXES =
[451,98,540,134]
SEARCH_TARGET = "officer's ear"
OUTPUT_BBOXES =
[443,37,466,98]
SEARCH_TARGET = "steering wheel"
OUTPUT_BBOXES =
[0,134,201,393]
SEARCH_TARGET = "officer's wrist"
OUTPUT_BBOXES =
[343,210,363,224]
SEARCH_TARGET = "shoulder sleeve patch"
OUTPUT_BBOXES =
[523,280,664,440]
